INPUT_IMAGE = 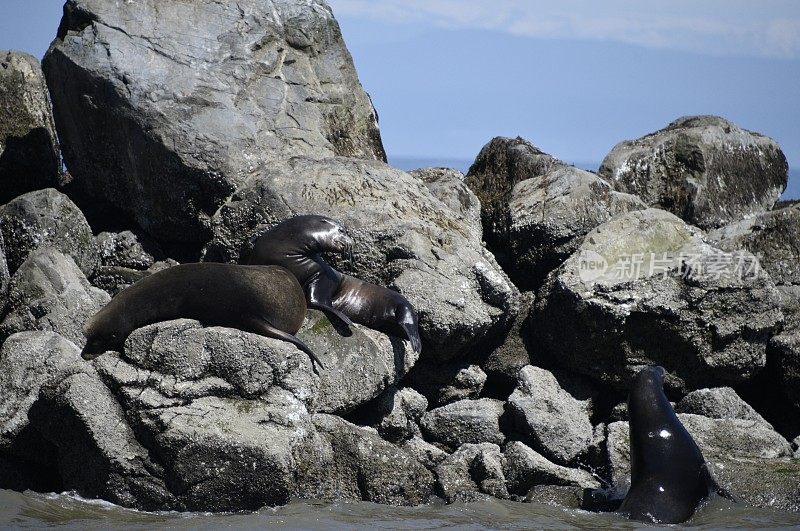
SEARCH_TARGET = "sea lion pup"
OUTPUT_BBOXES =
[247,215,422,353]
[619,366,727,523]
[81,262,325,371]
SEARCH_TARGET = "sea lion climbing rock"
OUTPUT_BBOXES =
[81,262,324,370]
[248,215,422,353]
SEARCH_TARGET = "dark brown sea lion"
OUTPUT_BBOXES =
[247,215,422,353]
[81,262,324,371]
[619,366,727,523]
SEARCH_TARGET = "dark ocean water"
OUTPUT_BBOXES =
[2,489,800,530]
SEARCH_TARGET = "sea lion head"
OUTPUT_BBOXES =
[80,310,125,360]
[299,214,354,254]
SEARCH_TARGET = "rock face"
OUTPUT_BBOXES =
[0,189,97,276]
[0,332,81,446]
[420,398,506,449]
[504,166,646,290]
[44,0,385,241]
[531,208,783,391]
[0,231,9,313]
[506,366,593,465]
[0,51,62,204]
[0,248,109,347]
[204,156,518,361]
[599,116,788,230]
[409,167,482,237]
[353,386,428,443]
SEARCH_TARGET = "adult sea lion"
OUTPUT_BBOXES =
[81,262,324,371]
[619,365,725,523]
[247,215,422,353]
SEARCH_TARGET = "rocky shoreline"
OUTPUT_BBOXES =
[1,0,799,516]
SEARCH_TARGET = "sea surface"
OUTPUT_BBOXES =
[2,490,800,530]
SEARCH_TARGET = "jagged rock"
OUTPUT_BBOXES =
[0,188,97,276]
[676,387,771,427]
[524,485,584,508]
[707,458,800,513]
[504,166,646,290]
[434,443,508,502]
[409,167,481,237]
[464,137,565,259]
[123,309,415,414]
[352,386,428,443]
[710,203,800,292]
[204,156,519,361]
[400,436,448,471]
[794,436,800,458]
[482,291,535,391]
[94,231,162,270]
[531,208,783,391]
[0,248,109,347]
[0,51,62,204]
[90,259,178,296]
[304,414,434,505]
[420,398,506,449]
[29,370,176,510]
[507,366,593,465]
[606,415,792,493]
[503,441,600,496]
[407,360,487,407]
[0,231,9,314]
[44,0,385,241]
[599,115,788,230]
[0,332,82,444]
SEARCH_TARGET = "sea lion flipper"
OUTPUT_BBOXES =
[400,321,422,353]
[701,463,737,502]
[310,302,354,327]
[253,320,326,374]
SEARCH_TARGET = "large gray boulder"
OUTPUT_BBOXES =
[420,398,506,449]
[123,309,416,414]
[408,360,487,407]
[409,167,482,237]
[0,248,109,347]
[44,0,385,241]
[506,366,593,465]
[504,166,645,289]
[464,137,565,257]
[0,51,62,204]
[354,386,428,443]
[0,188,97,276]
[204,156,519,361]
[599,116,788,230]
[531,208,783,391]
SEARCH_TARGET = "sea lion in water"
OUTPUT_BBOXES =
[619,366,725,523]
[81,262,324,371]
[247,215,422,353]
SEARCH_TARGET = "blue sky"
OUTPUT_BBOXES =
[1,1,798,197]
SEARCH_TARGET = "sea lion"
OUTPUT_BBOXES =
[247,215,422,353]
[619,366,724,523]
[81,262,324,371]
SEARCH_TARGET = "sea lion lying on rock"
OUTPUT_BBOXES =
[81,262,324,371]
